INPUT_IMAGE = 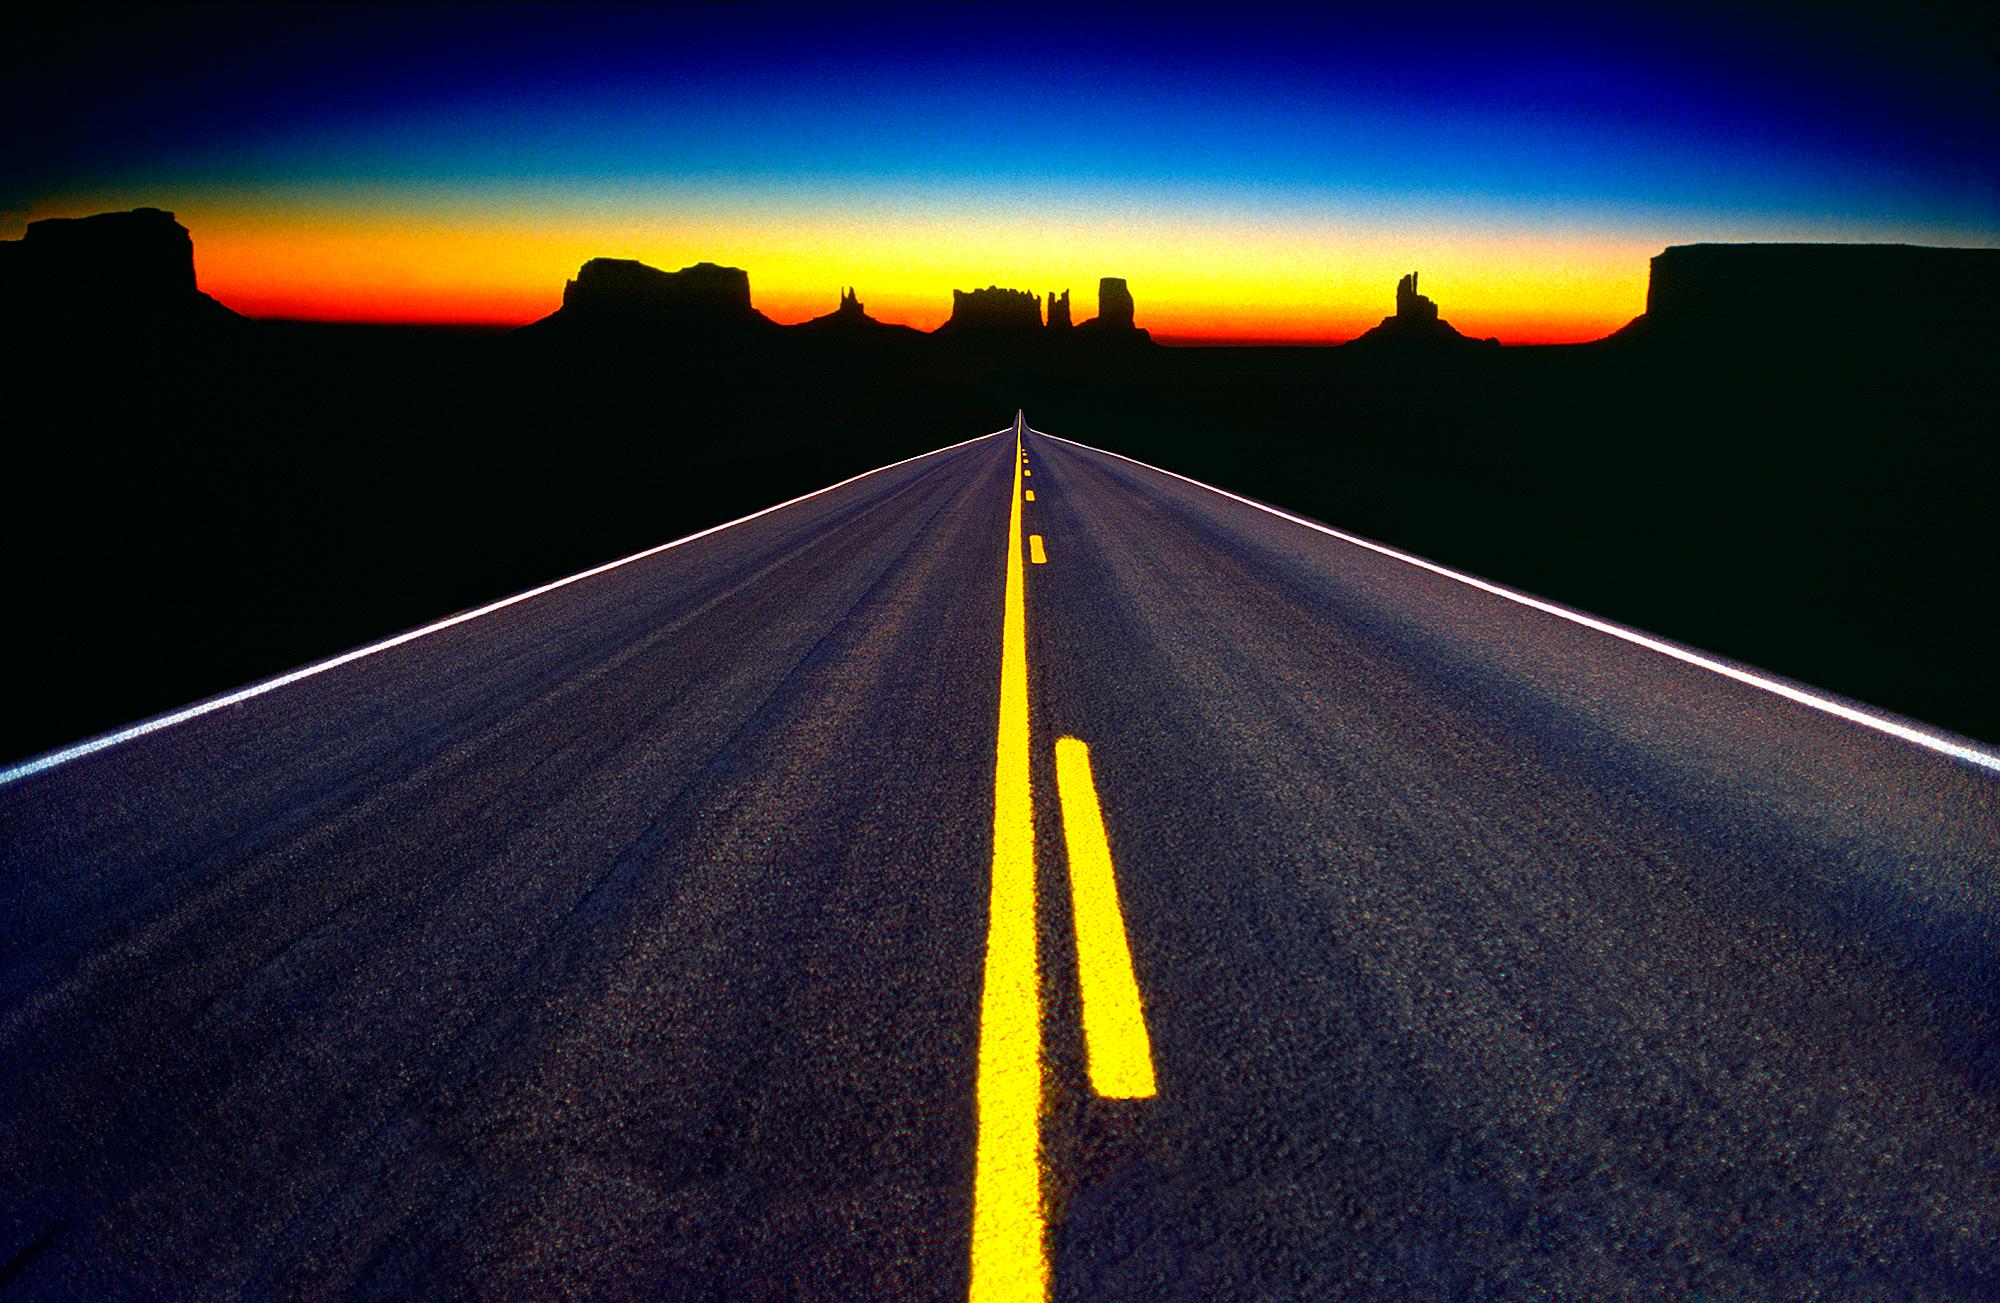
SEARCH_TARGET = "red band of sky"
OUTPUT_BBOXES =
[94,194,1658,343]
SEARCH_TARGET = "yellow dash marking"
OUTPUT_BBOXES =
[1053,737,1157,1099]
[1025,490,1035,502]
[970,418,1046,1302]
[1024,469,1031,476]
[1029,535,1047,565]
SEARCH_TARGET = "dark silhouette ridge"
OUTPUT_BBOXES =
[937,285,1043,334]
[521,257,778,338]
[830,287,867,321]
[800,289,916,333]
[499,252,1159,351]
[1347,271,1498,350]
[8,212,1997,761]
[566,258,752,316]
[1608,243,2000,358]
[1047,289,1072,330]
[795,286,923,340]
[0,207,236,332]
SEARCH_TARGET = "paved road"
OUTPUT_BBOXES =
[3,420,1996,1299]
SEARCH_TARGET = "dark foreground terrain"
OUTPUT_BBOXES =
[3,305,1995,763]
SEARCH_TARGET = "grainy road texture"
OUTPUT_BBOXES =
[3,426,1995,1299]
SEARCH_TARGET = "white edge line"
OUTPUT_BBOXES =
[0,426,1016,788]
[1029,427,2000,776]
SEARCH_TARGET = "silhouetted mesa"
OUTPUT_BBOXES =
[0,207,237,333]
[525,257,776,336]
[1611,243,2000,357]
[1048,289,1072,330]
[937,285,1042,334]
[1348,271,1497,350]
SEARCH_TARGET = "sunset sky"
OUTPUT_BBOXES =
[8,2,1995,343]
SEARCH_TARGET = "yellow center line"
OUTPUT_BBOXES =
[970,414,1046,1302]
[1029,535,1048,565]
[1052,738,1157,1099]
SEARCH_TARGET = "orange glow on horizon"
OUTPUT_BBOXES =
[202,290,1635,344]
[200,277,1641,345]
[24,192,1655,344]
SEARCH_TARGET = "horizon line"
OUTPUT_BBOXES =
[227,311,1611,348]
[26,205,1995,346]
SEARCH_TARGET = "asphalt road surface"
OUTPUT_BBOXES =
[4,419,1996,1299]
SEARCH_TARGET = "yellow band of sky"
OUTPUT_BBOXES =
[11,185,1669,341]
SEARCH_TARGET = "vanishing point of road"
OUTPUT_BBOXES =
[3,416,1996,1298]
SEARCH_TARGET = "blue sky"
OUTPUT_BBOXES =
[9,2,1993,335]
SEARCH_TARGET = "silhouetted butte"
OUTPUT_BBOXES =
[1609,243,2000,361]
[0,207,237,337]
[1347,271,1497,351]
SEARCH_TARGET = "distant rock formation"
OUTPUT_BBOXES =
[1097,277,1135,330]
[523,257,776,337]
[0,207,237,331]
[1348,270,1495,350]
[799,286,868,327]
[562,258,753,318]
[1609,243,2000,357]
[938,285,1042,333]
[1395,272,1439,325]
[1073,277,1149,341]
[796,286,922,340]
[1074,277,1134,330]
[1047,288,1072,330]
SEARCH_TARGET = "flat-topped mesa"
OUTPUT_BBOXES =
[1612,243,2000,356]
[939,285,1042,333]
[1047,288,1072,330]
[559,258,756,320]
[0,206,237,330]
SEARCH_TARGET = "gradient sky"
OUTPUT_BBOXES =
[8,2,1996,342]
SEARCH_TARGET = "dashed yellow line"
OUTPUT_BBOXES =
[1053,738,1157,1099]
[970,416,1046,1302]
[970,422,1158,1298]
